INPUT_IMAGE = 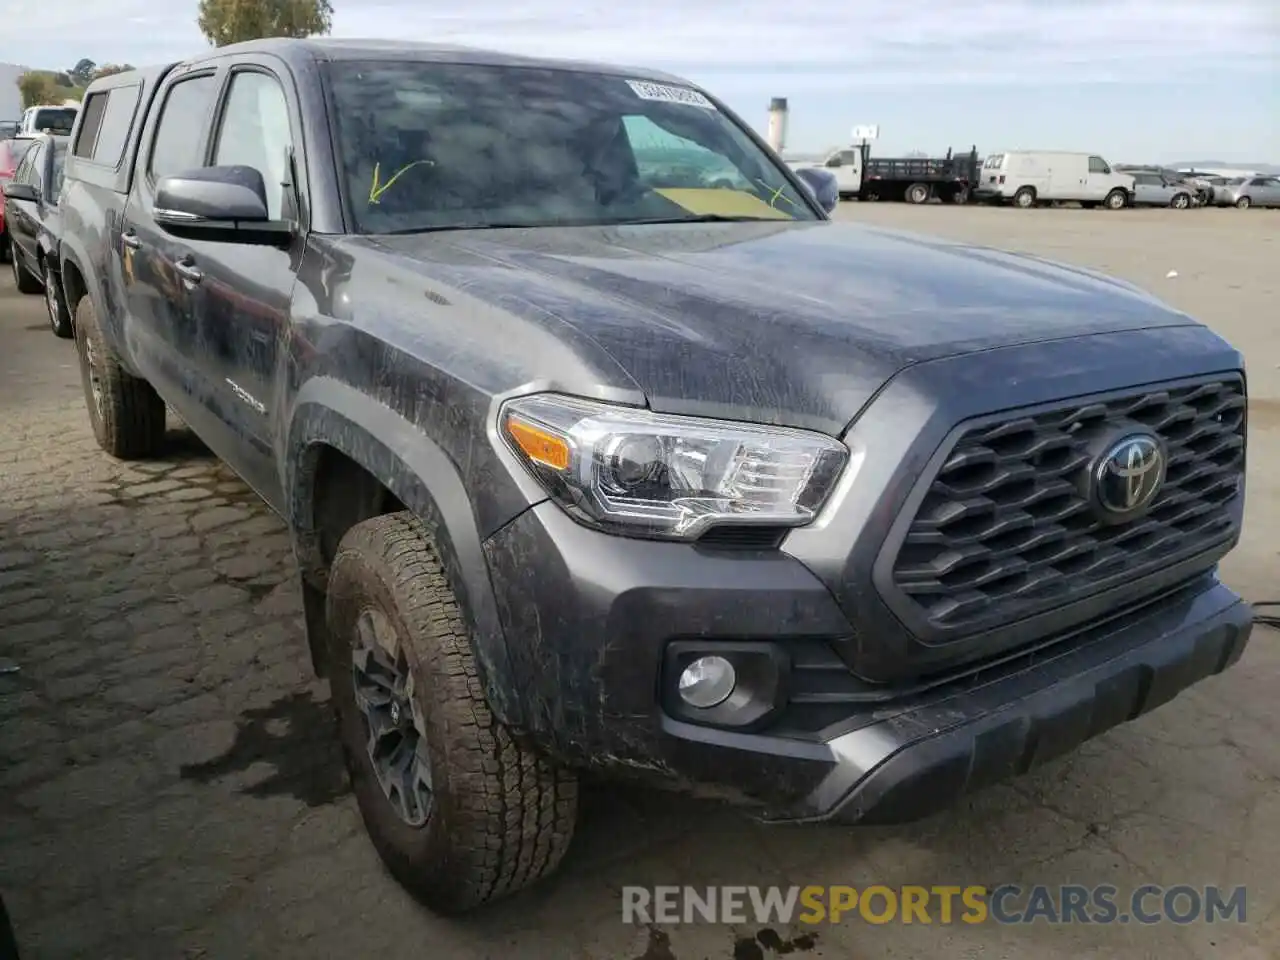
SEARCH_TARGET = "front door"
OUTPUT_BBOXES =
[181,61,307,509]
[1083,155,1115,200]
[7,141,42,265]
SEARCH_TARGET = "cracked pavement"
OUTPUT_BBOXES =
[1,206,1277,959]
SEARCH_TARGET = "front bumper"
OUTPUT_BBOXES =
[482,502,1253,823]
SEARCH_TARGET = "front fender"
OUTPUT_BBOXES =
[284,377,521,727]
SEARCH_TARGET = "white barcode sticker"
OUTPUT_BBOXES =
[625,79,716,110]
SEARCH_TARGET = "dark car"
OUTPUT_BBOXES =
[2,133,72,335]
[58,41,1253,915]
[0,135,39,263]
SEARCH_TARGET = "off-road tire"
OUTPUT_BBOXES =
[1013,187,1036,208]
[327,512,578,914]
[72,296,166,458]
[12,250,41,294]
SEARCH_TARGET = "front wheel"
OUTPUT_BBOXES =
[1104,189,1128,210]
[1170,193,1191,210]
[1013,187,1036,208]
[1235,196,1251,209]
[327,512,579,914]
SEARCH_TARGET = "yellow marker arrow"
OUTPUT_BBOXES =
[368,159,436,205]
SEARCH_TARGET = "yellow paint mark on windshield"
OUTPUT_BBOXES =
[654,188,793,220]
[755,179,799,210]
[368,159,435,205]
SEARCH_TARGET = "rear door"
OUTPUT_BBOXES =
[120,67,224,424]
[1259,176,1280,207]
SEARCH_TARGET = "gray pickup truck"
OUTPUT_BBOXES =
[58,38,1252,913]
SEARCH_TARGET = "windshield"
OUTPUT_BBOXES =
[325,60,818,234]
[982,154,1005,169]
[31,108,77,135]
[1226,177,1246,185]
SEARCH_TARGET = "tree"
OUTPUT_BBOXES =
[69,58,97,86]
[17,71,63,109]
[197,0,334,47]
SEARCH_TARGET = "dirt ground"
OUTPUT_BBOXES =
[1,203,1276,959]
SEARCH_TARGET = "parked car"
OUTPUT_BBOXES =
[0,135,39,262]
[17,104,77,136]
[1129,171,1196,208]
[60,40,1252,915]
[975,151,1133,208]
[2,133,72,335]
[1218,175,1280,209]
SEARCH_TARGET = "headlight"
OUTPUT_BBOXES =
[500,393,848,540]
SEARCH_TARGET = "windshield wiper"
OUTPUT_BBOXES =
[382,222,542,236]
[611,214,778,225]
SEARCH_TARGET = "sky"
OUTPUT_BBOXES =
[0,0,1276,163]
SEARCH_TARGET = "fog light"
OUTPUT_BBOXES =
[677,656,736,709]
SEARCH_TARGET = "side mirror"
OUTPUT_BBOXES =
[154,165,292,246]
[2,182,38,202]
[792,167,839,215]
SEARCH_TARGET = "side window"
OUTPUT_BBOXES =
[211,70,294,220]
[824,152,841,168]
[74,92,109,158]
[18,144,42,185]
[838,150,859,166]
[149,74,219,182]
[1088,156,1110,174]
[92,85,142,169]
[622,114,751,190]
[51,144,67,196]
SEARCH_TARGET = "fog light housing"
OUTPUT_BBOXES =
[678,656,737,708]
[663,641,790,730]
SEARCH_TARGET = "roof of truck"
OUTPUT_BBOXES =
[196,37,689,85]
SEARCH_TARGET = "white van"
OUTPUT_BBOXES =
[18,103,78,136]
[976,151,1134,209]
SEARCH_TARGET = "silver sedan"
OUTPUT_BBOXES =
[1216,176,1280,209]
[1130,172,1197,208]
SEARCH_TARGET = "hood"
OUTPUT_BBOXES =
[369,220,1196,435]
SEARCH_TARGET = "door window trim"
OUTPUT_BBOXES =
[207,62,308,227]
[146,69,221,187]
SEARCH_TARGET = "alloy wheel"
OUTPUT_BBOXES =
[350,607,434,828]
[45,266,60,329]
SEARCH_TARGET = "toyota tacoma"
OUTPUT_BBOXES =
[57,39,1252,913]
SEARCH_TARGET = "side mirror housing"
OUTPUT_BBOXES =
[792,167,839,215]
[2,182,38,202]
[154,165,292,246]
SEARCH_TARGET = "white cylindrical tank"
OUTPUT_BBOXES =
[766,97,788,154]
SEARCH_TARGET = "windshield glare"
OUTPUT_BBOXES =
[326,61,818,233]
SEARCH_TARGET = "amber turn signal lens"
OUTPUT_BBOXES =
[505,416,570,471]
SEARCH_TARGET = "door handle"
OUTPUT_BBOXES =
[121,230,141,250]
[174,259,203,285]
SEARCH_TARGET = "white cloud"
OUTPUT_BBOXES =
[0,0,1274,84]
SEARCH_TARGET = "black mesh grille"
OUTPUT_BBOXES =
[890,377,1245,633]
